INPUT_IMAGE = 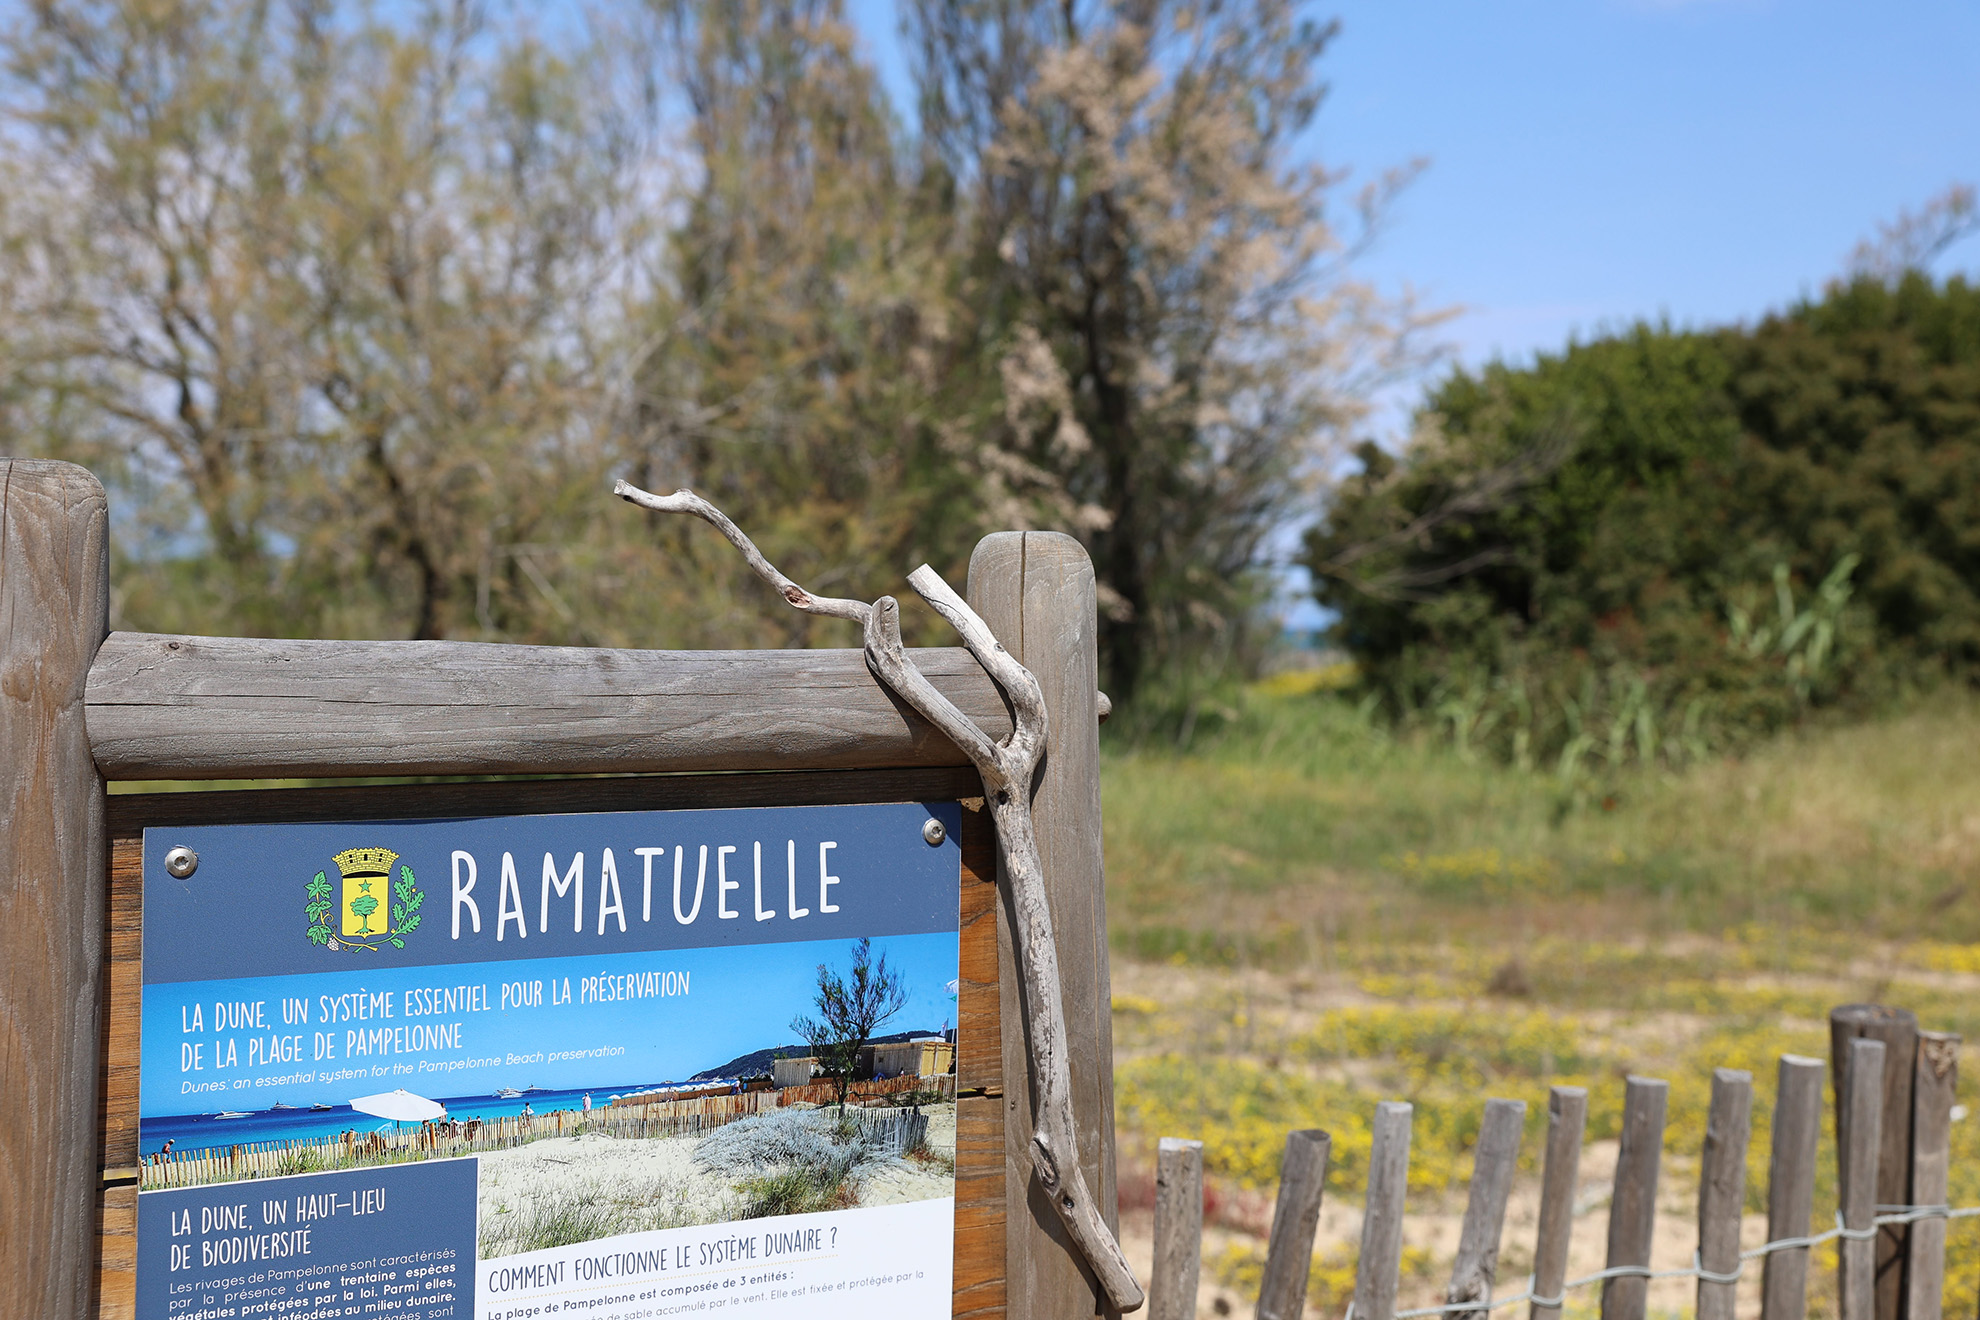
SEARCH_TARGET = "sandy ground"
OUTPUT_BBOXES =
[476,1106,958,1257]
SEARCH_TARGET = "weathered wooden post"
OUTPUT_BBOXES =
[1448,1098,1525,1320]
[1353,1101,1414,1320]
[1696,1068,1753,1320]
[1832,1004,1920,1320]
[1906,1032,1960,1320]
[1530,1086,1588,1320]
[0,459,110,1320]
[1763,1054,1827,1320]
[1601,1076,1668,1320]
[970,531,1128,1319]
[1151,1138,1207,1320]
[1256,1129,1332,1320]
[1840,1038,1890,1320]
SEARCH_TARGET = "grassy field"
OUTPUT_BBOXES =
[1099,683,1980,1318]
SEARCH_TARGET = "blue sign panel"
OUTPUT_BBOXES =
[137,800,963,1320]
[135,1161,475,1320]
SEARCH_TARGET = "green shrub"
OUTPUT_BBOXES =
[1305,273,1980,770]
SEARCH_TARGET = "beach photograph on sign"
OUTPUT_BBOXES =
[135,801,963,1320]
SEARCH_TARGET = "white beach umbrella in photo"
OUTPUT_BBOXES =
[350,1089,446,1123]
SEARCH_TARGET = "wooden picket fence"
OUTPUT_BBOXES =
[1150,1008,1969,1320]
[140,1073,955,1190]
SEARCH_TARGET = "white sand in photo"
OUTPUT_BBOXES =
[862,1105,956,1206]
[477,1131,737,1236]
[476,1104,958,1259]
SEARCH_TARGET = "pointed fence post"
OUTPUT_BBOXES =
[1763,1055,1827,1320]
[0,460,111,1320]
[1696,1069,1753,1320]
[1531,1087,1588,1320]
[1448,1099,1526,1320]
[1905,1032,1960,1320]
[1151,1138,1206,1320]
[1841,1038,1889,1320]
[1601,1077,1668,1320]
[1256,1129,1332,1320]
[1353,1102,1415,1320]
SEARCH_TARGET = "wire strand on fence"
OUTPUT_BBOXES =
[1344,1205,1980,1320]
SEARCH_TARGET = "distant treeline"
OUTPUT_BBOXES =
[1305,273,1980,774]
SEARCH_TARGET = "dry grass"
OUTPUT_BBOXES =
[1100,686,1980,1318]
[1103,686,1980,960]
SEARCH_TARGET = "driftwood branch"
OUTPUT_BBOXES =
[613,480,1146,1313]
[613,484,873,623]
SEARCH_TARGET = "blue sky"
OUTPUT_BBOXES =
[848,0,1980,375]
[1307,0,1980,370]
[142,932,959,1115]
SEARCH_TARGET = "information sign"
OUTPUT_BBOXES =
[136,801,964,1320]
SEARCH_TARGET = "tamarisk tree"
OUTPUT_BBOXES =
[909,0,1440,694]
[790,937,910,1111]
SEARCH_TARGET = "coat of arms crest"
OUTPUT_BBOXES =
[305,847,424,951]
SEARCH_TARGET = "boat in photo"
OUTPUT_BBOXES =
[212,1111,252,1120]
[493,1086,524,1099]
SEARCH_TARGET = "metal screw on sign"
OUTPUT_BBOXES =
[163,846,199,879]
[922,818,947,846]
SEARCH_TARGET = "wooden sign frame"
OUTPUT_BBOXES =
[0,459,1122,1320]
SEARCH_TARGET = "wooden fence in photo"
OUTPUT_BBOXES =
[142,1085,954,1191]
[609,1071,956,1110]
[1150,1005,1967,1320]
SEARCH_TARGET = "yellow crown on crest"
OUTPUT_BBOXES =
[333,847,400,879]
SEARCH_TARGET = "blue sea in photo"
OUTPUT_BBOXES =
[137,1081,722,1157]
